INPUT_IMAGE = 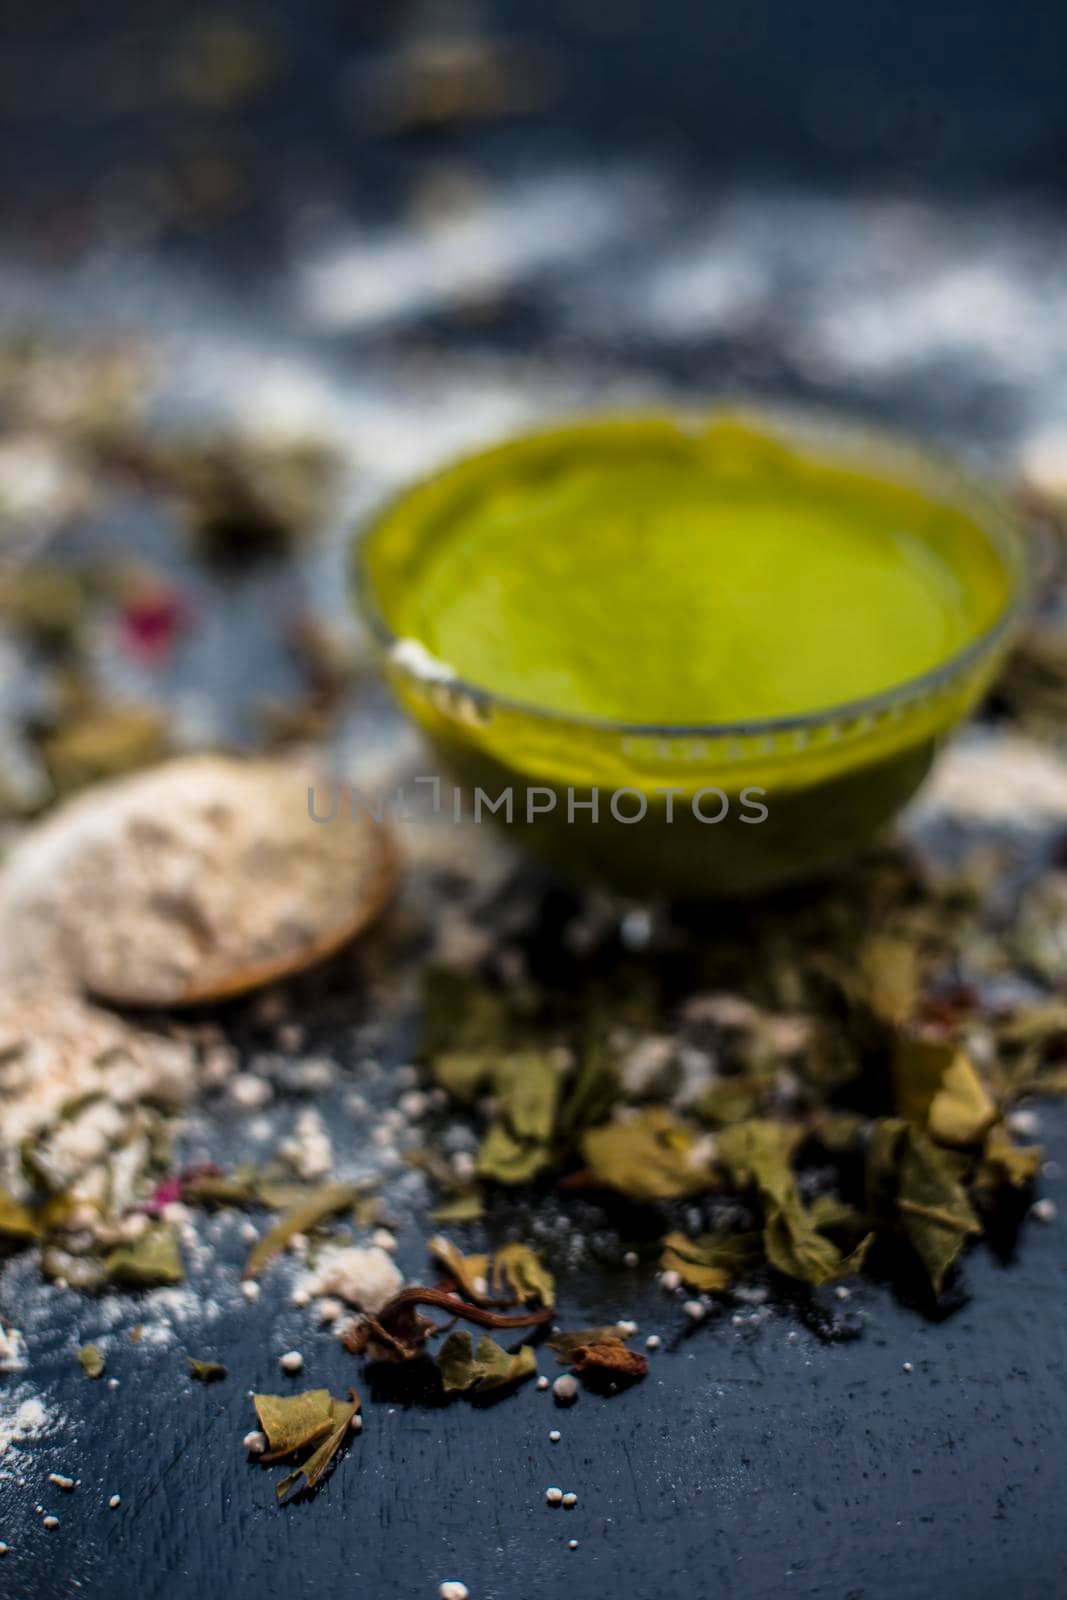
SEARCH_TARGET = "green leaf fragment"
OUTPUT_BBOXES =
[254,1390,336,1460]
[976,1125,1044,1190]
[476,1052,563,1186]
[717,1120,872,1286]
[275,1396,358,1502]
[436,1331,537,1398]
[78,1344,106,1379]
[866,1119,982,1293]
[557,1036,619,1139]
[660,1230,763,1293]
[892,1035,997,1148]
[695,1078,774,1127]
[581,1108,712,1201]
[252,1388,361,1502]
[491,1243,555,1307]
[189,1358,228,1382]
[428,1235,491,1303]
[858,934,920,1026]
[433,1052,499,1105]
[0,1189,40,1243]
[896,1129,982,1293]
[430,1187,485,1224]
[105,1223,184,1288]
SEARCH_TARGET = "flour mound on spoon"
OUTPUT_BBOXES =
[0,755,398,1006]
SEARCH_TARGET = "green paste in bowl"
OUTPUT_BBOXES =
[356,410,1026,897]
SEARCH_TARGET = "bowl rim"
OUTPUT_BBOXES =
[352,403,1031,741]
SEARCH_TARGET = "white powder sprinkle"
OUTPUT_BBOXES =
[0,1325,27,1374]
[0,1394,48,1457]
[302,1245,403,1313]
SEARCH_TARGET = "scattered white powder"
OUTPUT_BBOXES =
[912,731,1067,827]
[279,1108,333,1182]
[302,1245,403,1312]
[0,1394,48,1457]
[0,1325,27,1374]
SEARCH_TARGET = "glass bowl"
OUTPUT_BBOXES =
[353,405,1028,898]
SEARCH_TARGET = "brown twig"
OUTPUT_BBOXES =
[377,1287,554,1330]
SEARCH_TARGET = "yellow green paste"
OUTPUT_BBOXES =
[379,417,1010,724]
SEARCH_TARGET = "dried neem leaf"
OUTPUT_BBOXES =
[105,1222,183,1288]
[858,934,921,1026]
[975,1125,1044,1191]
[491,1243,555,1308]
[1013,874,1067,984]
[181,1171,264,1208]
[244,1183,361,1279]
[428,1235,491,1304]
[0,566,88,648]
[254,1390,336,1460]
[717,1120,872,1287]
[433,1051,499,1105]
[436,1330,537,1398]
[78,1344,106,1379]
[476,1052,563,1186]
[865,1116,908,1218]
[992,1004,1067,1100]
[894,1127,983,1293]
[994,1002,1067,1049]
[809,1110,868,1153]
[660,1230,763,1293]
[565,1340,648,1385]
[763,1203,872,1286]
[43,705,169,797]
[695,1077,775,1127]
[557,1035,619,1140]
[715,1119,804,1191]
[548,1331,647,1388]
[892,1036,997,1148]
[422,968,513,1064]
[580,1108,713,1201]
[189,1358,227,1382]
[252,1387,360,1502]
[0,1189,40,1244]
[430,1186,485,1224]
[477,1120,551,1185]
[276,1393,359,1502]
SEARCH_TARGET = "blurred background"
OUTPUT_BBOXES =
[1,0,1066,808]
